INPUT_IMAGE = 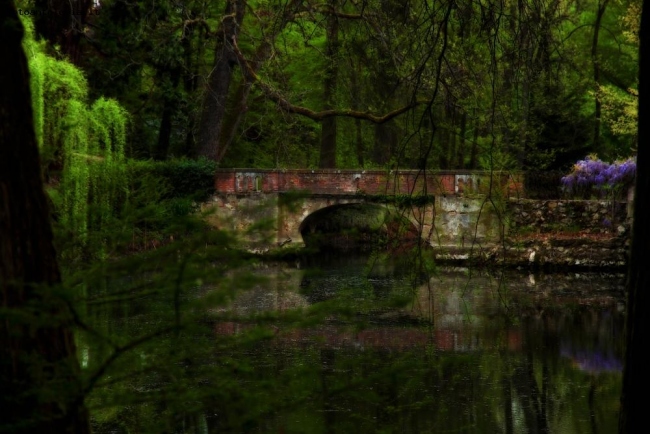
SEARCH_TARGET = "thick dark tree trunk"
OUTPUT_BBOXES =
[197,0,246,161]
[319,0,340,169]
[216,40,277,162]
[619,2,650,431]
[197,1,298,162]
[0,4,90,433]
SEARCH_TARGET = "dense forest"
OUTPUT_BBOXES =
[18,0,640,170]
[1,0,646,433]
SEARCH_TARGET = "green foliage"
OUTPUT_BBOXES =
[22,22,129,260]
[118,159,215,232]
[49,0,638,170]
[138,158,217,201]
[478,143,517,172]
[599,85,638,140]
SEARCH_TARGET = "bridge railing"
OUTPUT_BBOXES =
[215,169,525,198]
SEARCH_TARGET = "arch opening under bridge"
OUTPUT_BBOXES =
[298,203,422,250]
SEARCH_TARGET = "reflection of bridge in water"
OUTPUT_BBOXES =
[214,321,522,353]
[212,270,524,353]
[214,310,622,371]
[210,268,623,370]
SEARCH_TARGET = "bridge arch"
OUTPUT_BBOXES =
[296,202,422,249]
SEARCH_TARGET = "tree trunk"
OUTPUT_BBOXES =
[619,1,650,431]
[373,121,398,166]
[183,17,203,154]
[215,39,277,162]
[448,107,457,169]
[469,119,480,169]
[197,1,299,162]
[33,0,92,64]
[350,60,364,167]
[439,106,451,169]
[197,0,246,161]
[0,4,90,433]
[319,0,340,169]
[591,0,610,150]
[155,67,181,160]
[355,118,364,167]
[457,111,467,168]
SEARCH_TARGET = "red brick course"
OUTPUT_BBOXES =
[214,169,524,197]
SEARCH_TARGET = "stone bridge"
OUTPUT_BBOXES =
[203,169,523,247]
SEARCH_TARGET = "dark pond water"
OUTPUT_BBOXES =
[86,251,625,434]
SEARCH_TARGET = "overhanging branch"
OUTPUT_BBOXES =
[231,39,430,123]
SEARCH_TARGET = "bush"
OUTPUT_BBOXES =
[125,158,217,230]
[153,158,217,201]
[128,158,216,202]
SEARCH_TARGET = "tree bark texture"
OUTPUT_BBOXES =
[619,1,650,431]
[197,0,301,162]
[0,3,90,433]
[197,0,246,161]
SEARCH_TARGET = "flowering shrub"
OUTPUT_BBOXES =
[561,155,636,198]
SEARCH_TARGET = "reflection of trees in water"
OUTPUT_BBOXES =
[89,253,624,433]
[206,265,622,433]
[206,316,621,432]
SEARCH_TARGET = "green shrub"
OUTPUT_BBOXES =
[127,158,216,201]
[152,158,217,201]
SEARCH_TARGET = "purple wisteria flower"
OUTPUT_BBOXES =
[561,155,636,197]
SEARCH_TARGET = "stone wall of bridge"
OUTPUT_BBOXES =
[202,192,503,248]
[204,169,523,249]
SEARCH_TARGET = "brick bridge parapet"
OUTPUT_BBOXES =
[214,169,523,197]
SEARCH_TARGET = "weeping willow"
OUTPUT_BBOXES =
[22,17,129,254]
